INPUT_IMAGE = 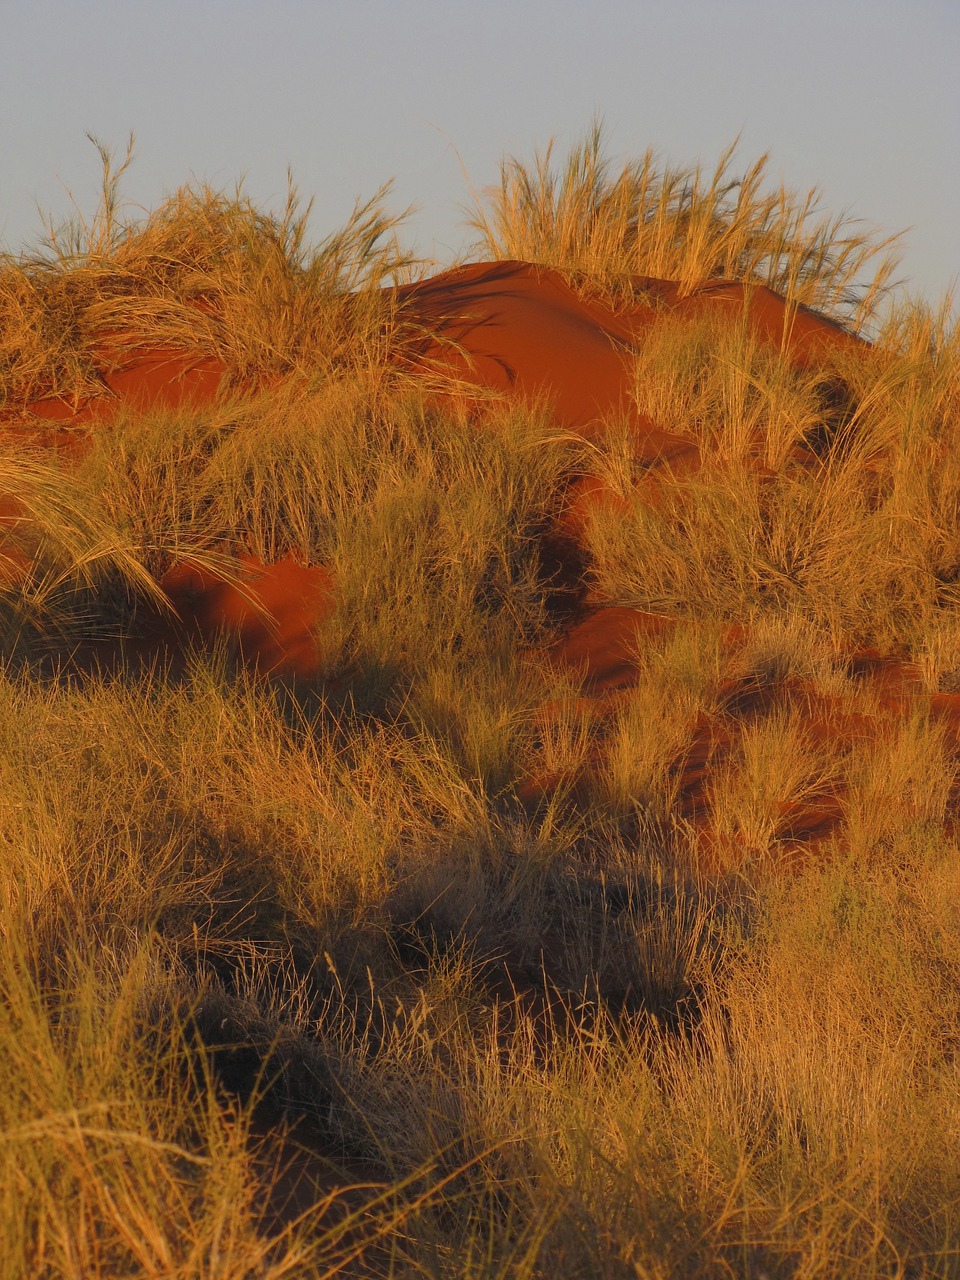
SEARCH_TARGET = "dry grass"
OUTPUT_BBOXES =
[3,648,960,1275]
[2,137,960,1276]
[583,296,960,654]
[467,121,902,330]
[0,136,424,410]
[0,447,178,652]
[708,704,841,864]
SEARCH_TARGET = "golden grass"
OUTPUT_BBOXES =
[3,624,960,1273]
[708,704,841,863]
[0,136,424,410]
[2,136,960,1276]
[583,297,960,654]
[467,121,902,330]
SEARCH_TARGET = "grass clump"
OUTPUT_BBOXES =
[0,135,421,409]
[583,298,960,654]
[73,382,576,756]
[468,121,901,330]
[0,446,175,652]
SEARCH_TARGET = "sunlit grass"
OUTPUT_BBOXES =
[467,121,902,330]
[582,296,960,655]
[1,132,959,1276]
[0,135,425,410]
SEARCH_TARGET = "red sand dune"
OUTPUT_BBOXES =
[4,260,863,684]
[8,260,949,869]
[401,261,859,432]
[400,261,650,428]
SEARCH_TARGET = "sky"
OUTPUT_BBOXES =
[2,0,958,310]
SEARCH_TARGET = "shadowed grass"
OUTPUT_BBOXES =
[3,604,960,1273]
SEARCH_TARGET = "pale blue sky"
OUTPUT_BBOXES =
[2,1,957,308]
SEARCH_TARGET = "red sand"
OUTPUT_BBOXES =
[400,261,651,428]
[402,262,860,431]
[158,554,334,678]
[12,347,227,429]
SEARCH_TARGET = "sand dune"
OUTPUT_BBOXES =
[6,260,944,866]
[5,260,865,679]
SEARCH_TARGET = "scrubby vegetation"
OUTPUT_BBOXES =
[1,133,959,1277]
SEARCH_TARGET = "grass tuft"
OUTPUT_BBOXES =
[467,120,902,330]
